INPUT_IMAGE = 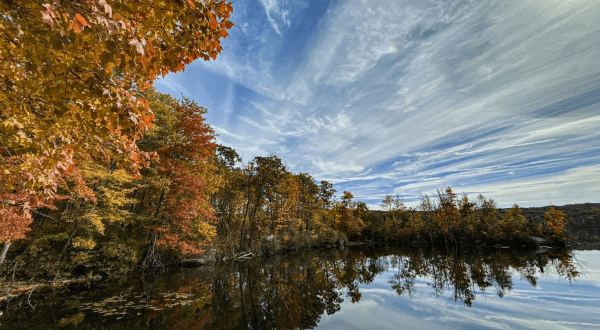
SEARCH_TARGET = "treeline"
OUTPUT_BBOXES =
[210,147,367,255]
[517,203,600,249]
[363,189,569,247]
[0,87,368,280]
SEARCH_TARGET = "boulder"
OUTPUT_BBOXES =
[529,236,552,246]
[180,258,207,268]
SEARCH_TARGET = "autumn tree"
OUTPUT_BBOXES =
[333,191,363,239]
[499,204,528,240]
[295,173,319,232]
[211,145,243,237]
[544,206,567,242]
[381,194,405,230]
[115,89,222,262]
[318,181,336,209]
[435,187,460,244]
[0,89,222,275]
[0,0,234,259]
[473,194,498,237]
[152,98,220,254]
[457,194,475,234]
[419,194,437,244]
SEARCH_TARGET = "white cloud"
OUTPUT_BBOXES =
[259,0,291,36]
[157,0,600,207]
[462,165,600,207]
[213,125,248,141]
[154,75,191,95]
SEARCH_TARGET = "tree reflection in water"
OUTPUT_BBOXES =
[205,247,579,328]
[0,247,580,330]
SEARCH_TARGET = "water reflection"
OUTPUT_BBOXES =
[387,248,580,307]
[0,247,585,329]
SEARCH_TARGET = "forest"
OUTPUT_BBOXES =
[0,0,581,287]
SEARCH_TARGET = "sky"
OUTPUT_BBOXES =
[155,0,600,209]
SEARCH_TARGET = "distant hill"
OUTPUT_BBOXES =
[512,203,600,250]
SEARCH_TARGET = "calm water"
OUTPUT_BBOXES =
[1,247,599,329]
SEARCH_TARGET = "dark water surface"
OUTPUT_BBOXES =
[1,247,599,329]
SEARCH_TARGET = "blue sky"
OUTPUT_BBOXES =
[155,0,600,209]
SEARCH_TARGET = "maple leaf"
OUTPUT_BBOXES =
[71,13,88,32]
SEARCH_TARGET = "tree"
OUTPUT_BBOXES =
[123,90,221,258]
[291,173,315,233]
[335,191,363,238]
[419,194,437,244]
[544,206,567,241]
[0,0,233,253]
[474,194,497,237]
[152,97,220,254]
[499,204,527,239]
[436,187,459,244]
[381,194,405,229]
[211,145,243,237]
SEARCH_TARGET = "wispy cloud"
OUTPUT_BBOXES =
[259,0,291,36]
[154,75,191,95]
[156,0,600,207]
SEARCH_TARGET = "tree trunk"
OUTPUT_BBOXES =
[60,220,80,255]
[0,241,11,264]
[153,189,165,218]
[239,173,253,251]
[141,232,158,268]
[129,188,139,213]
[238,202,250,251]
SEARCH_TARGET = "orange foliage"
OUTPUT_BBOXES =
[0,0,234,243]
[154,99,220,254]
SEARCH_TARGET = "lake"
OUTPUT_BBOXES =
[1,247,599,329]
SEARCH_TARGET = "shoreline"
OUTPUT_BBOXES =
[0,237,575,300]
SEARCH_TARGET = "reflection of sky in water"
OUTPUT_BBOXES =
[317,251,600,330]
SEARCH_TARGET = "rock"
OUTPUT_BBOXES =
[180,258,207,268]
[235,252,254,260]
[535,246,555,254]
[529,236,552,246]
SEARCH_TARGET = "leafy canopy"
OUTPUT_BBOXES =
[0,0,234,242]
